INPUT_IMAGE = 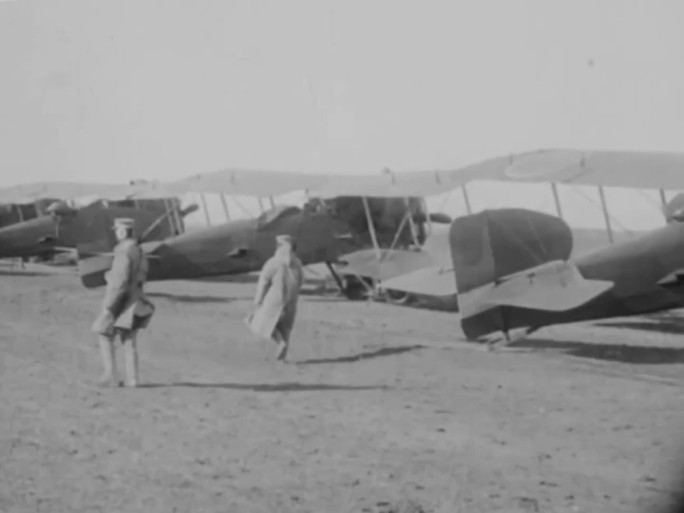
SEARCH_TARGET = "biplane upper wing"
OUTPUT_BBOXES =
[134,169,344,198]
[0,181,153,204]
[451,149,684,190]
[312,170,473,199]
[311,149,684,200]
[7,149,684,204]
[0,170,339,204]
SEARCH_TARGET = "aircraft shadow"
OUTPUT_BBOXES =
[300,294,349,303]
[189,274,259,284]
[510,338,684,365]
[594,319,684,335]
[146,292,237,304]
[0,270,53,277]
[139,381,387,392]
[298,288,343,298]
[296,344,424,365]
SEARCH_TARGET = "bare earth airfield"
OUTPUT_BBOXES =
[2,232,684,512]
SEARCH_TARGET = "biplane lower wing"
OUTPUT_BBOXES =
[334,247,439,283]
[380,264,457,297]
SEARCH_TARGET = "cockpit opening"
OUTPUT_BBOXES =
[256,204,302,229]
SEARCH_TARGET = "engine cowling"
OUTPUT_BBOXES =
[45,201,77,218]
[663,193,684,224]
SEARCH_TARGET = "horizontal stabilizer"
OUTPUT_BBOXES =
[77,253,113,288]
[381,265,457,297]
[76,240,159,289]
[483,260,613,311]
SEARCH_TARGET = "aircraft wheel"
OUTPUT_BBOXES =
[341,276,371,301]
[384,289,413,305]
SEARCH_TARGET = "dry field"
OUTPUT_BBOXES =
[2,264,684,513]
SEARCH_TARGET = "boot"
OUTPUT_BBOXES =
[122,333,139,388]
[274,334,289,362]
[275,341,288,362]
[97,336,121,387]
[271,328,287,362]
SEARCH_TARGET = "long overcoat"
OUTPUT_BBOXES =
[246,247,304,342]
[91,238,155,337]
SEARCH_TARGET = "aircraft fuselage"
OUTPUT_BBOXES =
[466,221,684,338]
[139,209,355,282]
[0,203,177,261]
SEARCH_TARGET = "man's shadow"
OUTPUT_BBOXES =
[139,382,388,392]
[146,292,238,304]
[295,344,424,365]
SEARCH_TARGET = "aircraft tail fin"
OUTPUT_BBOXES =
[449,209,610,339]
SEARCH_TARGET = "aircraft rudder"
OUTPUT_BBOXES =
[448,211,506,338]
[449,208,574,339]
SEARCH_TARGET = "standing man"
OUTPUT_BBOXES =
[246,234,304,362]
[91,217,155,387]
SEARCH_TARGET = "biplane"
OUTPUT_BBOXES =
[346,148,684,342]
[64,171,451,289]
[76,203,361,287]
[7,147,684,332]
[0,197,62,229]
[0,192,192,263]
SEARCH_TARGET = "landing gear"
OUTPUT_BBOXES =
[324,263,417,304]
[383,288,414,305]
[325,263,373,300]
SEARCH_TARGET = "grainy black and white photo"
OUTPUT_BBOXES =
[2,1,684,512]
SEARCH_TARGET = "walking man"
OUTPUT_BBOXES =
[246,234,304,362]
[91,217,155,387]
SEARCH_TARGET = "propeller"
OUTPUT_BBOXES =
[45,201,77,218]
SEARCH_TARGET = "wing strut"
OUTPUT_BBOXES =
[325,261,346,293]
[140,203,186,242]
[597,186,614,244]
[219,194,231,221]
[403,197,420,247]
[161,197,179,235]
[551,183,563,218]
[362,197,381,260]
[200,193,212,226]
[659,189,668,207]
[462,185,472,214]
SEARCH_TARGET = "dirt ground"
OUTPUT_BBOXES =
[2,265,684,513]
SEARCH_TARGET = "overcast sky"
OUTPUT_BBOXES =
[2,0,683,228]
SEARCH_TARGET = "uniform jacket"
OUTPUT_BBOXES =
[245,246,304,342]
[92,238,155,336]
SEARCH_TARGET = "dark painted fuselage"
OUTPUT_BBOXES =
[0,202,176,260]
[461,221,684,339]
[140,208,356,282]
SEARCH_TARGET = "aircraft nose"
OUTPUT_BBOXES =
[0,217,57,259]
